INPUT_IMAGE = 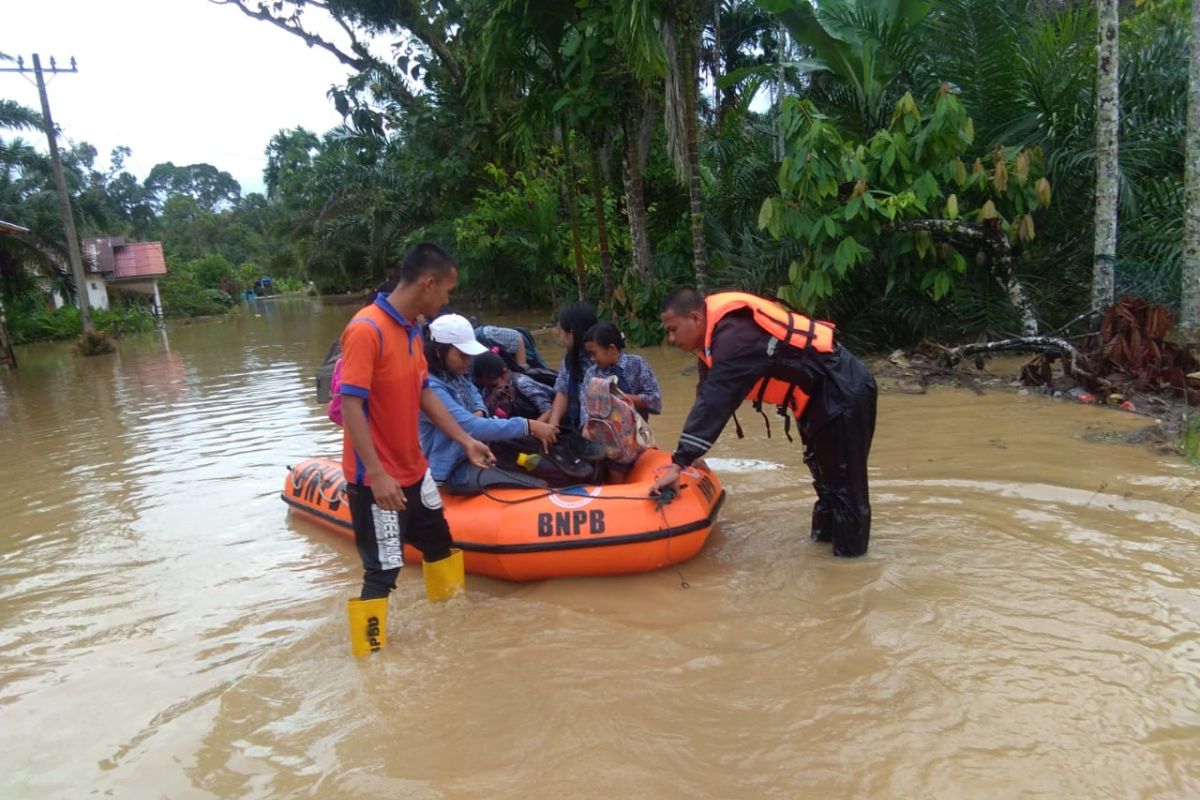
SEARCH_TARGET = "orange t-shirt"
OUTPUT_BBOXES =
[339,297,429,487]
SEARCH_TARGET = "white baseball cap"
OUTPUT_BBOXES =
[429,314,489,356]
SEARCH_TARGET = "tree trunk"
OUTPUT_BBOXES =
[662,3,708,292]
[622,95,655,283]
[712,0,722,130]
[988,228,1040,337]
[589,145,614,301]
[561,126,587,301]
[1091,0,1120,320]
[774,21,788,161]
[1180,0,1200,338]
[683,39,709,293]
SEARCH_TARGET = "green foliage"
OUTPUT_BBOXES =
[7,305,83,344]
[94,306,158,336]
[453,162,573,305]
[919,0,1189,320]
[702,122,797,295]
[237,262,264,291]
[160,285,235,318]
[1184,413,1200,464]
[143,161,241,212]
[272,276,306,293]
[2,0,1194,353]
[188,254,241,295]
[610,223,704,345]
[610,275,669,345]
[158,255,239,317]
[762,88,1051,310]
[7,303,158,344]
[759,0,933,141]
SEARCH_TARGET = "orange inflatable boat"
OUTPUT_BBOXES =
[281,450,725,581]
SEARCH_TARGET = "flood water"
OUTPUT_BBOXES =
[1,297,1197,799]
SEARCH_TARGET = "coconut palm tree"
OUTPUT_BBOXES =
[760,0,932,139]
[662,0,711,291]
[0,99,44,133]
[0,101,71,294]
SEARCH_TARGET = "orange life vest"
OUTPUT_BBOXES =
[700,292,836,421]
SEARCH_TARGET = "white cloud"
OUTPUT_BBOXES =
[3,0,357,195]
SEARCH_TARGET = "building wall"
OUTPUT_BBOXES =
[85,276,109,311]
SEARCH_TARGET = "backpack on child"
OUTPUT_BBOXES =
[581,376,654,463]
[323,317,384,428]
[327,357,346,426]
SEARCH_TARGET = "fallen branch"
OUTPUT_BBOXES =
[941,336,1103,387]
[1050,306,1103,336]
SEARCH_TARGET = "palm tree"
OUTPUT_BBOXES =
[1091,0,1119,319]
[662,0,710,291]
[0,100,71,297]
[761,0,931,140]
[475,0,593,299]
[611,0,668,285]
[621,85,658,284]
[0,99,45,133]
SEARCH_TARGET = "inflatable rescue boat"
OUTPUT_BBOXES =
[282,450,725,581]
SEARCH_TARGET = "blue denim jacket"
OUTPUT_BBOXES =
[419,373,529,483]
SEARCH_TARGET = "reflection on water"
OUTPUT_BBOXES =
[1,298,1197,798]
[702,457,784,473]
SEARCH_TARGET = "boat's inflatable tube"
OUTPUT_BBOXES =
[281,449,725,581]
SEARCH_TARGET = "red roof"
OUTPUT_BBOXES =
[112,242,166,278]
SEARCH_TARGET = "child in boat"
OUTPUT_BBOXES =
[546,301,598,432]
[471,351,554,421]
[580,322,662,424]
[474,324,551,372]
[472,350,605,485]
[419,314,558,493]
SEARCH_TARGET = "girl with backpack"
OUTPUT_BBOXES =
[580,322,662,424]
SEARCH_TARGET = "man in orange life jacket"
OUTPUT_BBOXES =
[650,288,877,557]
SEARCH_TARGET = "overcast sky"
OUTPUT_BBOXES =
[4,0,360,195]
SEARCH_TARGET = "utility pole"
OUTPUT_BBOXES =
[1,54,92,331]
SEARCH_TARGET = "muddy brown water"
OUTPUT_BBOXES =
[1,297,1197,799]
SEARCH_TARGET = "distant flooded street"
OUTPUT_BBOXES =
[2,297,1197,798]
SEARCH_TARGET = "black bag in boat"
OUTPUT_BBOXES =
[489,436,599,487]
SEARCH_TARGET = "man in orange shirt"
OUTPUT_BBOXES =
[339,243,493,656]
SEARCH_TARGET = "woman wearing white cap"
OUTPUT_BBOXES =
[419,314,558,492]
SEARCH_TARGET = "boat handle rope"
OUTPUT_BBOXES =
[472,466,690,506]
[473,467,692,589]
[290,467,345,507]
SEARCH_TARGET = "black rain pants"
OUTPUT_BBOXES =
[802,377,877,557]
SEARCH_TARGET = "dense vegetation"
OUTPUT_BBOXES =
[1,0,1194,349]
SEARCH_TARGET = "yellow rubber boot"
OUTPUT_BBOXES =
[347,597,387,657]
[423,549,465,602]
